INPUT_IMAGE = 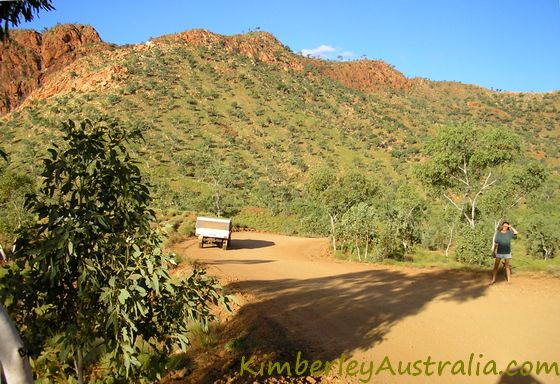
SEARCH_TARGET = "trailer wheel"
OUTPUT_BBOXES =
[198,236,204,248]
[222,239,228,250]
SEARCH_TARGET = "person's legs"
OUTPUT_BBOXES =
[504,258,511,283]
[490,257,500,284]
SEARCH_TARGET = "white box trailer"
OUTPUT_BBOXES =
[195,216,232,249]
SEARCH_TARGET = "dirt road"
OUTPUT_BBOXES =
[175,232,560,384]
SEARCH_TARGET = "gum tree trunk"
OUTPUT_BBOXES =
[329,213,337,252]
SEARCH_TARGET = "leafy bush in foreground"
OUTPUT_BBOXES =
[0,119,231,382]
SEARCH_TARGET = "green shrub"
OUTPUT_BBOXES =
[177,220,196,236]
[454,224,494,266]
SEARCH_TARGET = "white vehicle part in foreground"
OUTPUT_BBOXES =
[0,303,34,384]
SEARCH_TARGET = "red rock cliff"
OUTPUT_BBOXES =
[0,24,104,114]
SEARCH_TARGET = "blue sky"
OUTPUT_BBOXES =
[16,0,560,92]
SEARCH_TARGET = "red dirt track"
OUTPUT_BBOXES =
[176,232,560,384]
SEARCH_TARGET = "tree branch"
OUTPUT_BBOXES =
[443,194,462,211]
[507,195,523,210]
[463,171,497,227]
[450,174,469,187]
[480,171,496,191]
[462,153,470,186]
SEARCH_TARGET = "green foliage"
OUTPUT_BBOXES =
[322,172,379,218]
[304,168,380,250]
[418,124,521,228]
[419,124,520,191]
[386,183,426,255]
[233,207,302,235]
[454,224,494,266]
[304,167,337,200]
[367,184,426,261]
[420,204,459,252]
[252,180,295,215]
[0,0,55,40]
[177,220,196,236]
[288,199,330,236]
[0,119,231,382]
[418,124,550,265]
[334,182,426,261]
[196,162,244,218]
[479,161,547,222]
[195,188,242,218]
[525,209,560,260]
[524,183,560,260]
[338,202,376,261]
[0,163,35,248]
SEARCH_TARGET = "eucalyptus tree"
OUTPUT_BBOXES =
[525,206,560,260]
[524,182,560,260]
[478,160,547,228]
[418,124,520,229]
[339,202,377,261]
[388,184,426,255]
[305,168,379,251]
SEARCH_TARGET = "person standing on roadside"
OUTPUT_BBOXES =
[490,221,518,284]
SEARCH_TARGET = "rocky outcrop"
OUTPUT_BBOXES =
[308,58,412,94]
[155,29,410,93]
[24,62,128,104]
[0,24,104,114]
[154,29,304,72]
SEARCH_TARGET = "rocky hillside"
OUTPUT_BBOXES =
[1,24,559,213]
[154,29,304,72]
[1,26,419,115]
[310,58,412,93]
[0,24,108,114]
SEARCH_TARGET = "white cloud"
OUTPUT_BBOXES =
[339,51,355,59]
[299,45,355,61]
[300,44,337,58]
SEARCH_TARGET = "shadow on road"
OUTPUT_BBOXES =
[190,268,491,383]
[496,367,543,384]
[234,268,488,359]
[228,239,275,250]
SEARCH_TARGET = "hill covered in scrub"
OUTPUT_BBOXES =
[1,24,559,251]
